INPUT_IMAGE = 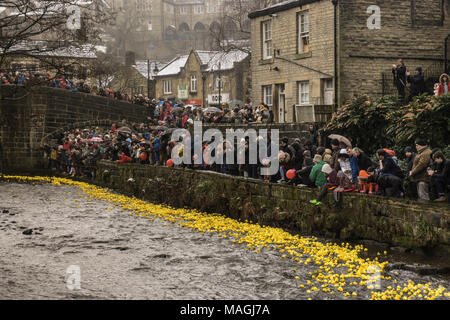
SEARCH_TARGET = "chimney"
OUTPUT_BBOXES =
[125,51,136,66]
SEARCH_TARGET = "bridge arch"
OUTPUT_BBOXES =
[194,22,206,32]
[179,22,190,32]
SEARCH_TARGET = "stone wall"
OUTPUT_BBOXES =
[338,0,450,100]
[0,85,148,173]
[95,161,450,255]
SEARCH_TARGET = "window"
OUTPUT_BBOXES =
[263,85,273,106]
[215,77,223,90]
[262,21,272,60]
[136,0,151,11]
[298,11,310,54]
[180,6,187,15]
[190,75,197,92]
[163,80,172,94]
[194,5,204,14]
[323,79,333,105]
[148,20,152,31]
[298,81,310,105]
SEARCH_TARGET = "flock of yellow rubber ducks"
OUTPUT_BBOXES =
[3,175,449,300]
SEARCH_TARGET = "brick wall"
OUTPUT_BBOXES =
[0,85,148,173]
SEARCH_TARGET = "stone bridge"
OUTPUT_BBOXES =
[0,85,148,173]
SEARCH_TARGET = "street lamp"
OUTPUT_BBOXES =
[147,60,159,99]
[218,62,222,107]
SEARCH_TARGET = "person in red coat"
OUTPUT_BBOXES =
[437,73,449,96]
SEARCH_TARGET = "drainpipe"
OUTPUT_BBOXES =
[445,34,450,73]
[332,0,338,109]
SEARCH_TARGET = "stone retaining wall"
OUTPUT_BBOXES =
[0,85,148,173]
[95,161,450,256]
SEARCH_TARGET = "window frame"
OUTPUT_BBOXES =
[190,75,197,93]
[262,20,272,60]
[163,80,172,94]
[263,85,273,107]
[298,81,310,105]
[297,11,310,54]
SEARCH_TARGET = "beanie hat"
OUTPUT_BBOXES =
[323,154,332,164]
[313,154,323,163]
[303,150,311,157]
[415,138,427,147]
[322,164,332,175]
[404,146,413,153]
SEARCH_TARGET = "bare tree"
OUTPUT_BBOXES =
[209,0,276,53]
[90,52,120,88]
[0,0,114,71]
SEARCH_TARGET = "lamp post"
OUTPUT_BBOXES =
[218,62,222,107]
[147,60,159,99]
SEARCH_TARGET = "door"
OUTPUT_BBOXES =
[277,84,286,123]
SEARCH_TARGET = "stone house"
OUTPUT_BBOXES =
[105,0,251,60]
[249,0,450,123]
[2,42,98,79]
[154,49,251,106]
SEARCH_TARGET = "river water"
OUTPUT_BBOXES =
[0,182,448,300]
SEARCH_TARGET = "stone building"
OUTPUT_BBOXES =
[249,0,450,123]
[154,49,250,106]
[105,0,252,60]
[2,42,99,79]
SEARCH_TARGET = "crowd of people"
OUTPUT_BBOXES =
[1,70,275,124]
[41,121,450,205]
[392,59,449,102]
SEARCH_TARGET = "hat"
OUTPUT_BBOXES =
[358,170,370,180]
[282,137,289,144]
[294,138,301,143]
[404,146,413,153]
[303,150,311,157]
[322,164,332,175]
[323,154,332,164]
[339,149,348,155]
[324,148,332,155]
[313,154,323,163]
[415,138,427,147]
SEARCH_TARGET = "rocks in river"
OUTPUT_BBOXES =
[22,229,33,235]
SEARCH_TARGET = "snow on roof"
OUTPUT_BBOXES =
[6,41,98,59]
[133,60,167,79]
[155,49,249,77]
[156,55,189,76]
[196,50,249,72]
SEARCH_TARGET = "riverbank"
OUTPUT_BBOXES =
[93,161,450,257]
